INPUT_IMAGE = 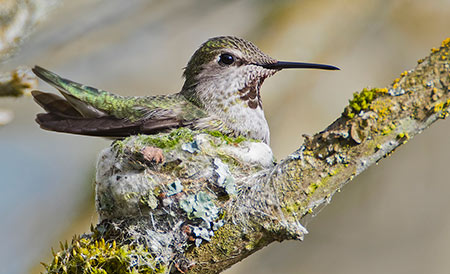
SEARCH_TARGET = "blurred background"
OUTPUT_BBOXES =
[1,0,450,273]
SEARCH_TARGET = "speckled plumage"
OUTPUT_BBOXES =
[32,36,338,143]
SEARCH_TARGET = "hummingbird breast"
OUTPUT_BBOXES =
[190,66,273,144]
[222,96,270,143]
[193,99,270,144]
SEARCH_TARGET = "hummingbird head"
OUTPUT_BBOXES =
[180,36,338,144]
[181,36,339,110]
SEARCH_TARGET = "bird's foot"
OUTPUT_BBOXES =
[141,146,165,164]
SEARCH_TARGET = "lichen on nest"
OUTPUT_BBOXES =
[85,128,279,272]
[43,128,283,273]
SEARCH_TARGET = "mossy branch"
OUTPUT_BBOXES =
[269,38,450,227]
[0,67,37,98]
[44,38,450,274]
[0,67,37,126]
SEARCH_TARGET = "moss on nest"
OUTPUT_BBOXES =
[206,130,252,144]
[44,234,168,274]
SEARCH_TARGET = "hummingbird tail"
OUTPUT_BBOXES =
[34,112,141,137]
[32,66,102,97]
[32,90,124,136]
[32,66,197,137]
[32,66,116,117]
[32,90,189,137]
[32,90,83,118]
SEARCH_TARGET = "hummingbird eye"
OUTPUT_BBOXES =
[218,53,235,66]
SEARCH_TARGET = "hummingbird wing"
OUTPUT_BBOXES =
[32,66,206,137]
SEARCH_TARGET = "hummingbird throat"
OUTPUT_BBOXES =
[196,66,276,144]
[230,65,276,110]
[238,77,265,109]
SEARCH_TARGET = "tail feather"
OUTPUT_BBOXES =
[32,90,186,137]
[35,113,137,137]
[32,66,102,97]
[32,66,64,90]
[32,66,190,137]
[31,89,138,136]
[32,66,110,117]
[32,90,82,118]
[35,113,184,137]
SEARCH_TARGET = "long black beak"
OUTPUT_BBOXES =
[261,61,340,71]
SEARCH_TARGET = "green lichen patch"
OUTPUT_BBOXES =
[112,128,196,156]
[112,128,256,161]
[44,235,167,274]
[133,128,254,151]
[344,88,388,118]
[137,128,195,150]
[205,130,253,144]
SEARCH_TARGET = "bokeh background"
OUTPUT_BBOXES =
[1,0,450,273]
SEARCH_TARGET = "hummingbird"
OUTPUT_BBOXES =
[32,36,339,150]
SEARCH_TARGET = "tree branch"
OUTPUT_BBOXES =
[0,67,37,125]
[44,38,450,274]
